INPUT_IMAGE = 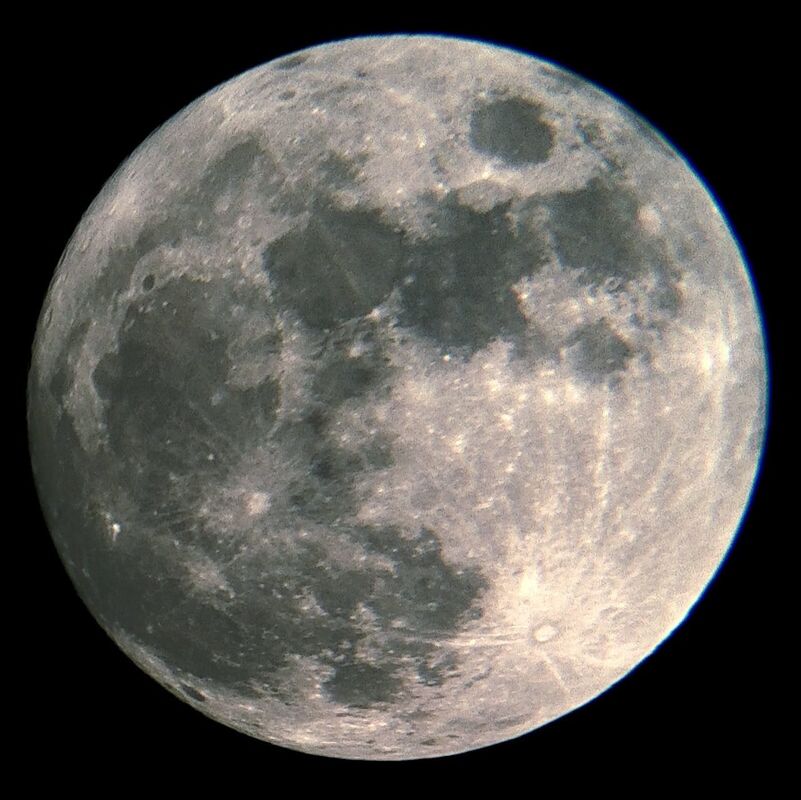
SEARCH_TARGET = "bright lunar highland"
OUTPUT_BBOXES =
[28,36,767,759]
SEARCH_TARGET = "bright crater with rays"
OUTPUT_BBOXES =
[28,35,766,759]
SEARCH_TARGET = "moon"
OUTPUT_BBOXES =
[28,35,767,760]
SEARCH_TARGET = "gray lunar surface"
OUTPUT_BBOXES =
[28,35,767,759]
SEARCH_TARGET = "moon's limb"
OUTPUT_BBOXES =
[28,35,766,759]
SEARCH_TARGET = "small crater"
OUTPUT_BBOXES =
[469,96,555,166]
[93,218,182,303]
[534,623,558,643]
[278,89,296,101]
[142,274,155,291]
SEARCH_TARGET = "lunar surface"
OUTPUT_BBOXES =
[28,35,766,759]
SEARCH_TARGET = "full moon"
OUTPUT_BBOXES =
[28,35,767,759]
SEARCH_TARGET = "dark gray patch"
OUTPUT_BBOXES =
[250,329,282,360]
[132,218,183,252]
[469,97,554,166]
[195,140,265,205]
[93,275,281,487]
[115,571,273,693]
[309,83,351,105]
[495,713,530,727]
[323,662,402,707]
[276,411,392,526]
[277,416,362,524]
[275,54,308,70]
[317,151,364,190]
[278,90,296,100]
[314,569,376,616]
[133,519,485,704]
[29,370,104,601]
[148,522,485,704]
[311,316,390,407]
[510,320,560,366]
[266,188,546,354]
[577,119,603,144]
[399,194,546,354]
[29,375,278,694]
[353,525,487,634]
[180,683,206,702]
[314,359,381,406]
[276,394,387,505]
[177,139,284,236]
[141,274,155,291]
[47,318,91,399]
[360,433,394,470]
[652,278,683,315]
[547,176,674,286]
[264,201,405,330]
[310,524,486,707]
[566,318,633,380]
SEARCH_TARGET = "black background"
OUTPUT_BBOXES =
[16,12,784,789]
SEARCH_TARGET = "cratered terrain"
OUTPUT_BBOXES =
[28,35,767,759]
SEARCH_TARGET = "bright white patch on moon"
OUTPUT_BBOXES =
[28,35,766,760]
